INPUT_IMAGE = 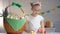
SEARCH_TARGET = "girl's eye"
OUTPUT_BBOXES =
[35,9,40,11]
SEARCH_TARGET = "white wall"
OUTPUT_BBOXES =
[0,0,3,29]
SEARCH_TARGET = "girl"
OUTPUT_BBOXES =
[26,2,46,34]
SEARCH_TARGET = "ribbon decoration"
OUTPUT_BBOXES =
[12,2,22,8]
[46,10,50,13]
[57,5,60,8]
[50,8,56,11]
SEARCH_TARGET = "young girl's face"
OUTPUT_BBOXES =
[32,5,41,14]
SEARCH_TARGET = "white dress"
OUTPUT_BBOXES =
[26,15,44,33]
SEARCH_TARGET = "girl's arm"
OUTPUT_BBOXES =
[40,20,45,34]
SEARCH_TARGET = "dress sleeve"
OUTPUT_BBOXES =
[40,16,44,21]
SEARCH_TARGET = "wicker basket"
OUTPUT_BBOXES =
[3,17,27,34]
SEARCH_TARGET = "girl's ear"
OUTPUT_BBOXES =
[30,3,33,7]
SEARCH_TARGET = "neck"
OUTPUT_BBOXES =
[31,13,38,17]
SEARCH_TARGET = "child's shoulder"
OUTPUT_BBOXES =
[38,15,44,20]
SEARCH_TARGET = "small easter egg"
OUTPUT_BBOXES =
[10,16,14,19]
[15,17,19,20]
[22,17,24,19]
[30,31,34,34]
[20,17,22,20]
[7,15,10,18]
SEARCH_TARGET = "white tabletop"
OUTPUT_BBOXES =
[1,32,60,34]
